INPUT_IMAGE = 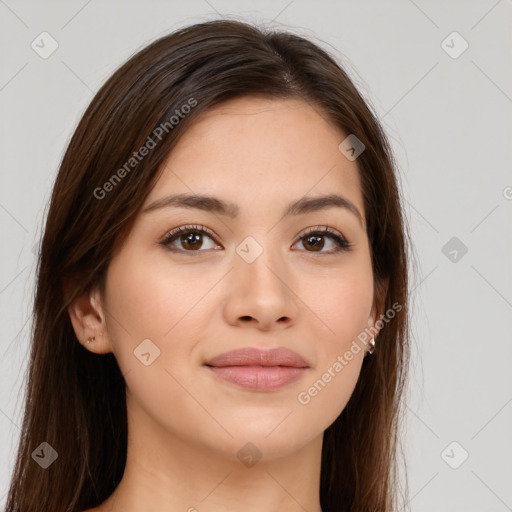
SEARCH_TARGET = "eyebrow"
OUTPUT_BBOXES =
[142,192,364,227]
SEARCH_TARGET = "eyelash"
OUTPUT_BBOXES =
[159,224,352,256]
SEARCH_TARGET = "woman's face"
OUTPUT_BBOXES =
[92,96,379,461]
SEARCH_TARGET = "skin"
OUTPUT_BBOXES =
[70,96,386,512]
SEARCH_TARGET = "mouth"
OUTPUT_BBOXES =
[203,347,309,391]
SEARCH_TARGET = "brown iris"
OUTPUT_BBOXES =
[302,234,324,252]
[180,232,203,250]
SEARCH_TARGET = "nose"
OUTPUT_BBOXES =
[222,242,300,331]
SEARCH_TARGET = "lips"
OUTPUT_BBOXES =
[204,347,309,368]
[203,347,309,391]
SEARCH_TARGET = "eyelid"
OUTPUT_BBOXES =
[297,225,348,242]
[160,224,219,244]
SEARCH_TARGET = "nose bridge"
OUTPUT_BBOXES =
[234,232,287,294]
[221,231,299,329]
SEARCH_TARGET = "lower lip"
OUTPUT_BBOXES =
[205,365,307,391]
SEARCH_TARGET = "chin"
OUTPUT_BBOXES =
[214,421,319,458]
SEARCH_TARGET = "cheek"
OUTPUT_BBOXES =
[295,350,364,434]
[102,250,210,425]
[315,258,374,352]
[295,257,373,415]
[104,254,168,341]
[103,247,217,374]
[105,247,197,338]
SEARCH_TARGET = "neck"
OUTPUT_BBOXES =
[97,394,324,512]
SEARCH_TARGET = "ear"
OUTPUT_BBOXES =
[67,283,113,355]
[367,276,390,334]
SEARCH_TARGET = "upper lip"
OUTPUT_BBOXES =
[204,347,309,368]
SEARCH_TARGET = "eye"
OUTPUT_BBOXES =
[293,226,352,255]
[160,224,221,255]
[160,224,352,256]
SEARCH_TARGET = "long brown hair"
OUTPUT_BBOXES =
[6,19,411,512]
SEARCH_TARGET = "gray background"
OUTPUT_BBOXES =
[1,1,511,510]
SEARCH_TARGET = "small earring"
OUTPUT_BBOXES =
[86,337,95,344]
[367,337,376,354]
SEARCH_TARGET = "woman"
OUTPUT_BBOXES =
[6,19,411,512]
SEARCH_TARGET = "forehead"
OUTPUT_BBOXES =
[146,96,364,219]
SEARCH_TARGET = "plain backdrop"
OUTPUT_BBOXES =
[1,1,511,510]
